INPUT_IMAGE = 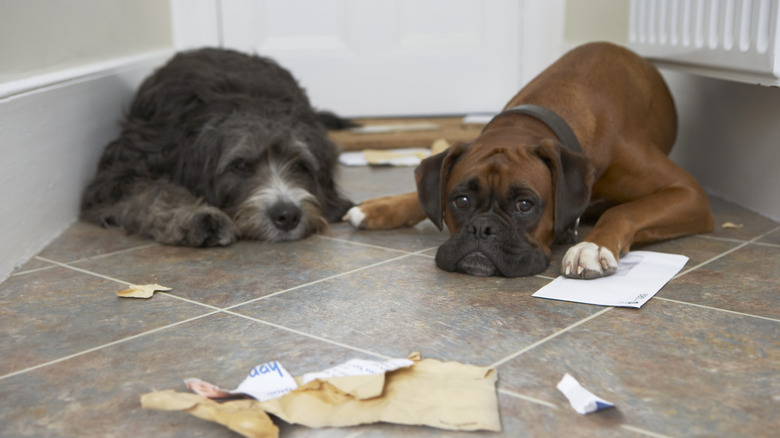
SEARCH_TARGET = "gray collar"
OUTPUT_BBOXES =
[498,104,582,154]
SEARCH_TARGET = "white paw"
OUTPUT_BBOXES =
[343,206,366,228]
[562,242,618,279]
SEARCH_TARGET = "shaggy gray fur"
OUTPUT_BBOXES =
[81,48,353,246]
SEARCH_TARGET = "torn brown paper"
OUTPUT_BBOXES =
[141,390,278,438]
[259,357,501,431]
[117,283,171,299]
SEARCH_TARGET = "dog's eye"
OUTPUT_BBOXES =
[515,200,534,213]
[454,195,470,209]
[230,160,253,174]
[290,161,309,175]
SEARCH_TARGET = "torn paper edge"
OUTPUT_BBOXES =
[557,373,614,415]
[187,358,414,402]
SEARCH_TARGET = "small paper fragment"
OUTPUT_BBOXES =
[235,361,299,402]
[557,373,614,415]
[141,390,278,438]
[117,283,171,299]
[721,222,743,229]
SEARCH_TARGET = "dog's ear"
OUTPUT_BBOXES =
[414,143,467,230]
[534,139,595,242]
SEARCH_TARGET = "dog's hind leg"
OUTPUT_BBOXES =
[84,179,238,247]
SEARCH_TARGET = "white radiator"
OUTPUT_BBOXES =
[629,0,780,86]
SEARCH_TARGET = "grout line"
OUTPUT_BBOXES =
[39,256,225,313]
[63,243,160,264]
[155,291,224,311]
[0,312,219,382]
[314,234,414,255]
[497,388,559,409]
[34,256,137,286]
[220,309,393,360]
[490,307,613,369]
[654,297,780,323]
[11,243,158,278]
[620,424,674,438]
[752,239,780,249]
[9,264,58,277]
[223,252,415,311]
[674,225,780,279]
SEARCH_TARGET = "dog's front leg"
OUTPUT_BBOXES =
[562,183,713,279]
[344,192,427,230]
[90,180,238,247]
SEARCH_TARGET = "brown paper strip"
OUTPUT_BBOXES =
[117,283,171,299]
[141,390,278,438]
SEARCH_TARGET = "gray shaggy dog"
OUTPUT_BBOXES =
[81,48,354,246]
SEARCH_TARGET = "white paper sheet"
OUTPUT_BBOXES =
[532,251,688,308]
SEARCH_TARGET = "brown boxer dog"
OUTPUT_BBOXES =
[344,42,714,279]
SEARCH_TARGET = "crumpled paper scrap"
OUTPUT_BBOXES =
[140,390,278,438]
[143,353,501,433]
[117,283,171,299]
[557,373,614,415]
[259,354,500,431]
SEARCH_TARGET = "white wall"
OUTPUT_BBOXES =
[665,71,780,221]
[0,0,173,282]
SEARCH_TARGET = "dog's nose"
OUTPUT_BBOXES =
[470,217,496,240]
[269,202,302,231]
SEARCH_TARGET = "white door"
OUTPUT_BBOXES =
[172,0,566,117]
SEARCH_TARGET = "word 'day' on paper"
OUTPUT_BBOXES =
[235,361,298,402]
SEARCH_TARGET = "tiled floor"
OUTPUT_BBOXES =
[1,165,779,437]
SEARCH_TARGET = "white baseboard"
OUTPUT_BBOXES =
[0,50,173,283]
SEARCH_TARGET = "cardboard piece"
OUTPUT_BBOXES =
[117,283,171,299]
[141,390,278,438]
[143,354,500,434]
[259,356,501,431]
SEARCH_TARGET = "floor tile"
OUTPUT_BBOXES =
[496,299,779,437]
[339,166,418,203]
[659,242,780,319]
[707,196,780,241]
[328,221,448,253]
[757,226,780,246]
[233,255,603,364]
[72,237,405,308]
[36,221,152,263]
[0,267,209,377]
[0,312,381,438]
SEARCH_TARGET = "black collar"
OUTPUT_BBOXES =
[497,104,582,154]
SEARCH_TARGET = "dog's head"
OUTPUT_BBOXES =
[416,127,594,277]
[176,111,353,242]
